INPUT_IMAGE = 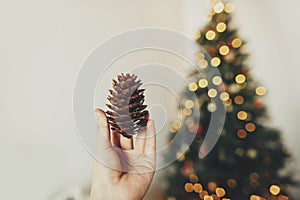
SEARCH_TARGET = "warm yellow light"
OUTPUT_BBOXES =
[199,191,208,199]
[204,195,213,200]
[169,121,181,132]
[199,59,208,69]
[224,2,235,13]
[176,151,185,161]
[237,129,247,139]
[195,52,205,61]
[212,76,222,85]
[193,183,203,193]
[208,88,218,98]
[232,38,242,48]
[184,183,194,193]
[216,22,227,33]
[237,111,248,120]
[198,79,208,88]
[235,74,246,84]
[211,57,221,67]
[207,102,217,112]
[256,86,267,96]
[215,187,226,197]
[189,174,198,183]
[214,2,224,13]
[185,100,194,109]
[224,99,232,107]
[183,108,192,116]
[247,149,257,158]
[250,195,261,200]
[245,123,256,132]
[189,82,198,92]
[206,30,216,40]
[234,95,244,105]
[270,185,281,195]
[219,45,230,56]
[220,92,230,101]
[208,182,217,192]
[195,31,201,40]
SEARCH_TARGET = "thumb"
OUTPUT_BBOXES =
[92,109,121,178]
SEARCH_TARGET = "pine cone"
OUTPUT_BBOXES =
[106,73,149,138]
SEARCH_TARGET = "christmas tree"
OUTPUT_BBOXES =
[163,1,296,199]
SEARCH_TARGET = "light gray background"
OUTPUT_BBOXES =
[0,0,299,199]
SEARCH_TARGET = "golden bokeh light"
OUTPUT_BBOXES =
[245,123,256,132]
[216,22,227,33]
[237,129,247,139]
[189,82,198,92]
[250,195,261,200]
[214,2,224,13]
[219,45,230,56]
[224,2,235,13]
[207,102,217,112]
[189,174,199,183]
[235,74,246,84]
[199,191,209,199]
[169,121,181,132]
[204,195,213,200]
[176,151,185,161]
[208,88,218,98]
[237,111,248,120]
[211,57,221,67]
[256,86,267,96]
[208,182,217,192]
[193,183,203,193]
[195,31,201,40]
[215,187,226,197]
[199,59,208,69]
[232,38,242,48]
[185,100,194,109]
[224,99,232,107]
[196,52,205,61]
[270,185,281,195]
[220,92,230,101]
[234,95,244,105]
[212,76,222,85]
[183,108,192,116]
[206,30,216,40]
[185,183,194,193]
[199,79,208,88]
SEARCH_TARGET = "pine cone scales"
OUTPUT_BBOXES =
[106,73,149,138]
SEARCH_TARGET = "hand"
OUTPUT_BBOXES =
[90,109,156,200]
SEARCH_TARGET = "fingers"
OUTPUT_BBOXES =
[145,120,156,156]
[93,109,122,177]
[120,135,133,150]
[95,109,111,149]
[135,127,147,153]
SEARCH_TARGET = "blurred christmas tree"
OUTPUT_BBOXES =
[163,0,296,199]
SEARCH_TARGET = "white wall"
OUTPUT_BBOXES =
[0,0,299,199]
